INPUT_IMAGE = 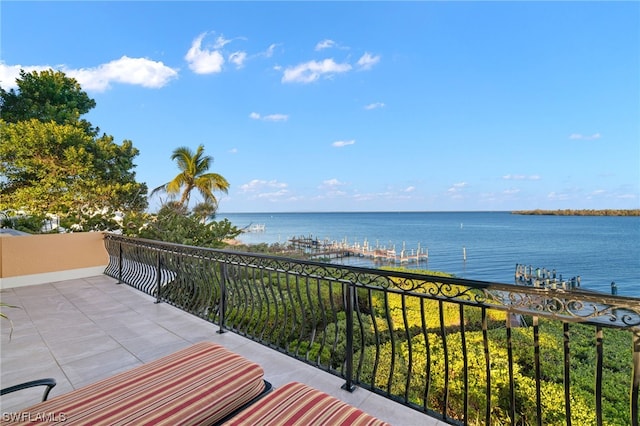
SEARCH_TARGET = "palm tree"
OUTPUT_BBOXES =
[151,145,229,209]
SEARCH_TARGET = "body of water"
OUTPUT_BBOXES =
[218,212,639,297]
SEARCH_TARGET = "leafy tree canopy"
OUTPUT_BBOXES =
[124,203,241,248]
[0,69,148,225]
[0,69,97,134]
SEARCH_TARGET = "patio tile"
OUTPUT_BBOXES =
[46,333,121,364]
[0,314,35,341]
[60,346,143,389]
[117,333,191,363]
[11,284,60,298]
[30,312,95,333]
[0,290,21,307]
[19,297,78,317]
[98,317,169,341]
[160,321,219,342]
[1,337,52,373]
[0,275,440,425]
[52,278,94,291]
[63,287,114,305]
[75,301,137,320]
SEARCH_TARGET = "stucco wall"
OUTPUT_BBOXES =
[0,232,108,288]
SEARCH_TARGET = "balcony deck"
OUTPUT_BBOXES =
[1,275,442,425]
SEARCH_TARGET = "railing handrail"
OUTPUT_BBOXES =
[103,233,640,326]
[103,233,640,426]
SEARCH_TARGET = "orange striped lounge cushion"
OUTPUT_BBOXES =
[223,381,390,426]
[2,341,266,426]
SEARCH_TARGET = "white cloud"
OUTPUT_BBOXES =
[213,35,233,49]
[319,178,348,197]
[240,179,287,193]
[448,182,468,193]
[502,174,541,181]
[364,102,385,110]
[257,189,290,199]
[71,56,178,91]
[315,39,336,51]
[185,33,276,73]
[0,58,178,92]
[282,59,352,83]
[321,178,345,188]
[185,32,225,74]
[263,114,288,122]
[229,51,247,68]
[357,52,380,70]
[263,44,278,58]
[569,133,601,140]
[503,188,521,195]
[618,193,638,200]
[239,178,294,202]
[585,189,637,201]
[332,139,356,148]
[547,191,570,201]
[250,112,289,122]
[353,192,375,202]
[404,186,416,192]
[228,148,238,154]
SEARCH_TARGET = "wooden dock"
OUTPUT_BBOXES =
[289,236,429,264]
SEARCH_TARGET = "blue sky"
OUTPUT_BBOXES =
[2,1,638,213]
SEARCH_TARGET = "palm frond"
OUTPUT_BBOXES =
[157,144,228,209]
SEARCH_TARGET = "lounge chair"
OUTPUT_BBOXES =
[222,381,390,426]
[1,342,269,425]
[2,343,388,425]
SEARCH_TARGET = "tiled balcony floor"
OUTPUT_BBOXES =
[1,275,442,425]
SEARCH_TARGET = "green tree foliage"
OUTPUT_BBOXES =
[128,203,241,248]
[353,315,630,425]
[0,69,96,133]
[0,69,148,225]
[0,213,48,234]
[151,144,229,210]
[192,201,217,223]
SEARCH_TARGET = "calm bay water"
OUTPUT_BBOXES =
[218,212,640,297]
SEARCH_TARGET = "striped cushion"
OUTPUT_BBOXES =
[4,342,266,426]
[223,382,390,426]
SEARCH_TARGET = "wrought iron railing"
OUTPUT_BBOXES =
[103,234,640,426]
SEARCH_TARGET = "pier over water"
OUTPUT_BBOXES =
[289,235,429,264]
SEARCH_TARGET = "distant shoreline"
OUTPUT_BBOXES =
[511,209,639,216]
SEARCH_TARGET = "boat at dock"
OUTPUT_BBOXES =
[515,263,581,290]
[245,224,266,232]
